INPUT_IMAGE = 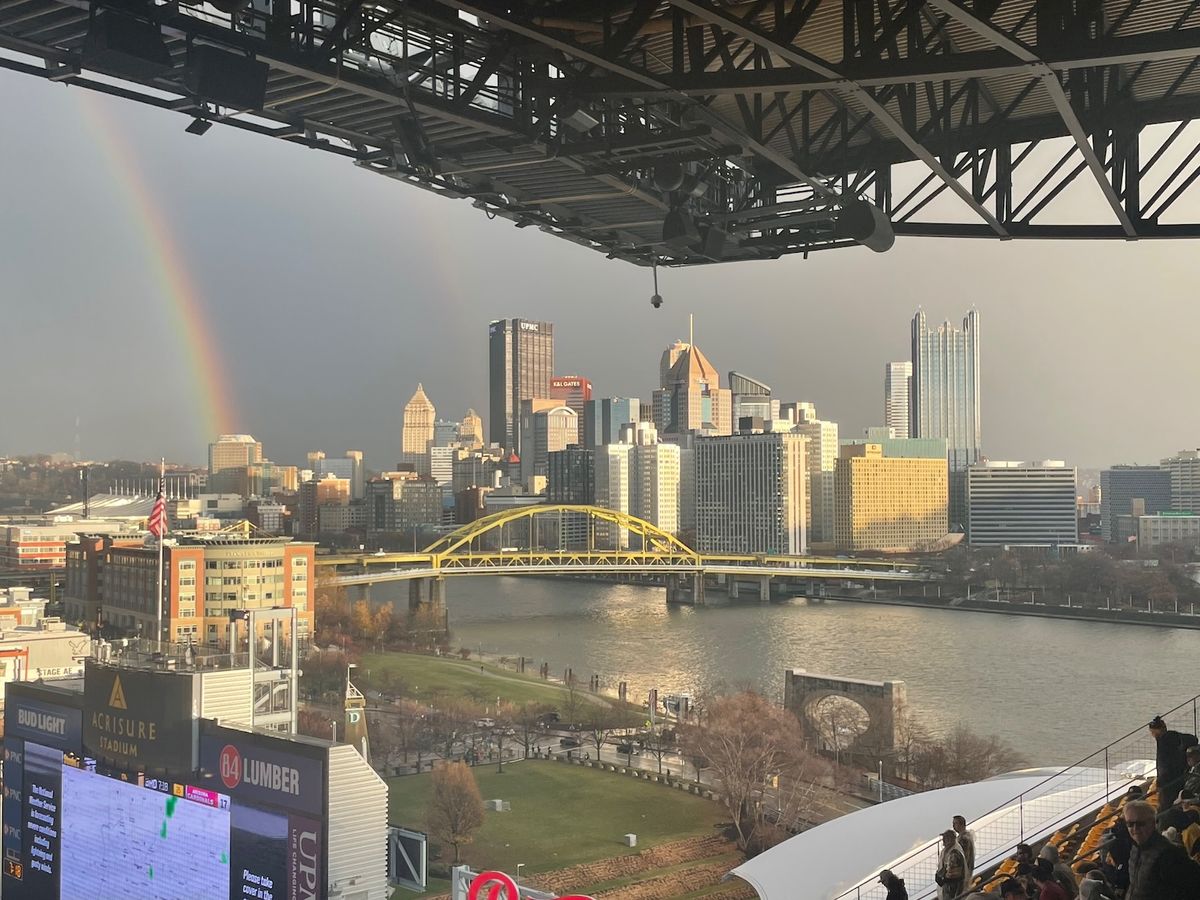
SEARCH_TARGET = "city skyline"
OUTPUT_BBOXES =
[6,75,1200,470]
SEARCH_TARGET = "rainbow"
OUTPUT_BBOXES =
[76,92,238,441]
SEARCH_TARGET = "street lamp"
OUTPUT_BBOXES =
[516,863,525,894]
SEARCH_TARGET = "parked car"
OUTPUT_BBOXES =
[538,711,561,725]
[559,737,580,748]
[615,742,637,755]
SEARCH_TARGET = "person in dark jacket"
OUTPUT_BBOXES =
[1159,745,1200,831]
[878,869,908,900]
[1124,799,1200,900]
[1150,716,1198,811]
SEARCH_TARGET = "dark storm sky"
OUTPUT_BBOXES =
[3,70,1197,471]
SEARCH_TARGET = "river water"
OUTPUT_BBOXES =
[373,577,1197,764]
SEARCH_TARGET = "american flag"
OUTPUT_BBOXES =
[148,476,167,538]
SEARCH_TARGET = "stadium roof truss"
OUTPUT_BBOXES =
[5,0,1200,264]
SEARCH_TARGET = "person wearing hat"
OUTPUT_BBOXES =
[1037,842,1077,896]
[935,830,966,900]
[877,868,908,900]
[1149,715,1197,812]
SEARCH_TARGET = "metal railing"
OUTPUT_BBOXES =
[835,692,1200,900]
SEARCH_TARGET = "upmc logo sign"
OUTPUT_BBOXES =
[518,321,540,332]
[289,816,322,900]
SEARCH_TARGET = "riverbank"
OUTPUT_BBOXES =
[829,591,1200,630]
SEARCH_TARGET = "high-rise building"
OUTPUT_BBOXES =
[1099,465,1172,542]
[911,308,981,528]
[967,461,1078,547]
[594,443,633,548]
[402,384,436,461]
[518,400,578,486]
[884,361,912,440]
[365,472,444,535]
[652,342,732,438]
[432,420,460,448]
[1161,450,1200,513]
[583,397,640,448]
[208,435,263,493]
[834,443,948,552]
[793,413,839,544]
[548,448,595,504]
[298,474,350,537]
[550,375,593,422]
[729,372,776,422]
[844,427,949,461]
[695,433,807,554]
[345,450,365,500]
[634,441,681,535]
[488,318,554,453]
[459,409,484,449]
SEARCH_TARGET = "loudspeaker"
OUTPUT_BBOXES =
[698,224,728,260]
[184,45,269,110]
[834,199,895,253]
[83,13,173,78]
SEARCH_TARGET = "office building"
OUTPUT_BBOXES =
[845,427,949,461]
[459,409,484,449]
[652,341,732,438]
[550,375,593,422]
[208,434,263,494]
[729,372,776,422]
[432,420,460,448]
[62,530,314,646]
[884,361,912,440]
[634,441,681,535]
[696,433,807,554]
[967,461,1078,547]
[834,444,948,552]
[297,474,350,537]
[1162,450,1200,513]
[1137,512,1200,549]
[402,383,436,463]
[452,449,503,493]
[793,413,839,544]
[547,448,595,505]
[489,318,554,453]
[365,472,444,535]
[594,443,634,548]
[345,450,364,500]
[583,397,640,448]
[911,309,980,527]
[518,400,578,486]
[1100,466,1172,542]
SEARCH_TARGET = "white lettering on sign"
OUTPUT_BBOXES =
[244,758,301,795]
[296,829,319,898]
[553,379,582,388]
[518,321,540,332]
[17,708,67,735]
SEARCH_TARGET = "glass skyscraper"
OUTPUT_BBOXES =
[911,309,981,471]
[488,318,554,454]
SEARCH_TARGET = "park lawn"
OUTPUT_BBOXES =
[387,760,726,877]
[360,651,611,712]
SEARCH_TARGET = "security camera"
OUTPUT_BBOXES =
[650,294,663,309]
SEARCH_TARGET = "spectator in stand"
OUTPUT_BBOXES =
[954,814,977,888]
[1124,798,1200,899]
[1038,843,1078,896]
[1149,716,1198,811]
[1032,859,1070,900]
[936,830,967,900]
[1077,869,1116,900]
[1013,843,1035,866]
[999,879,1028,900]
[1158,746,1200,831]
[877,869,908,900]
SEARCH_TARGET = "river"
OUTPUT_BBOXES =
[372,576,1197,764]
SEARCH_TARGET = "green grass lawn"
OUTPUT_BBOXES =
[387,759,726,881]
[360,651,613,712]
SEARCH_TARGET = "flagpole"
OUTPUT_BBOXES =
[156,456,165,646]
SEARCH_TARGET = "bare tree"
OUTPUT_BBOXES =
[514,702,550,757]
[584,704,620,759]
[426,761,485,865]
[679,691,833,852]
[912,723,1027,789]
[642,727,675,775]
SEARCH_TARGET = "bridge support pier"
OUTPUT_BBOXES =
[354,583,371,605]
[758,575,773,604]
[408,577,448,626]
[666,574,705,607]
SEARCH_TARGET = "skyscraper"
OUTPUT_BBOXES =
[208,434,263,493]
[402,384,436,460]
[1161,450,1200,513]
[793,412,839,544]
[459,409,484,449]
[884,361,912,440]
[488,318,554,454]
[550,375,593,423]
[1100,465,1172,541]
[910,309,980,469]
[729,372,775,423]
[652,341,731,437]
[911,308,980,528]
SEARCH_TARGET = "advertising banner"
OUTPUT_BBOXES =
[82,662,196,770]
[6,696,81,750]
[199,730,325,818]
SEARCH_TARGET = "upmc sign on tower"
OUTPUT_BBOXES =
[201,722,327,900]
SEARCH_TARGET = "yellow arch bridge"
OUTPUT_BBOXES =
[316,505,937,607]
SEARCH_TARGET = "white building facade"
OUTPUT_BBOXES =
[967,461,1078,546]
